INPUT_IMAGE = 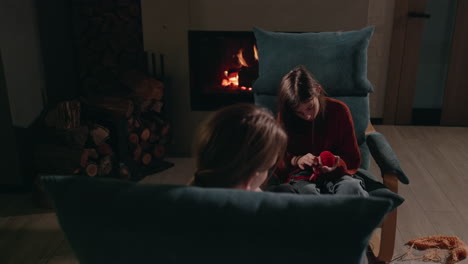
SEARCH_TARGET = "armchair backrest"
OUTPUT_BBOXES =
[252,26,375,146]
[43,175,392,264]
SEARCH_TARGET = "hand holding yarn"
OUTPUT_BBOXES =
[309,151,339,181]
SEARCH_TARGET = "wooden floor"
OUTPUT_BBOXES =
[1,125,468,264]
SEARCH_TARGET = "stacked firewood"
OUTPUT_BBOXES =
[34,71,169,182]
[122,70,169,168]
[83,70,170,173]
[34,101,118,178]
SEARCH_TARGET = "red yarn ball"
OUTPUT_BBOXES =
[320,151,335,167]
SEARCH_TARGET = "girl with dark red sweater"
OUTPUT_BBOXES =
[269,65,368,196]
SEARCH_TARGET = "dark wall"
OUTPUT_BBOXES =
[0,52,21,185]
[70,0,146,97]
[36,0,146,103]
[36,0,79,106]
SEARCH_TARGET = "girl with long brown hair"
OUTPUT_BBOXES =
[270,65,368,196]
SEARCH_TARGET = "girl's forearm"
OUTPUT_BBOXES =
[291,155,301,166]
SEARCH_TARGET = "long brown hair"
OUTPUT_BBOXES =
[278,65,327,132]
[193,103,287,188]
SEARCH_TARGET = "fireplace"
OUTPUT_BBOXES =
[189,31,258,111]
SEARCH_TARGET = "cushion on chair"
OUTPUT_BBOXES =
[366,132,409,184]
[252,26,374,97]
[43,175,393,264]
[356,169,405,210]
[359,143,371,170]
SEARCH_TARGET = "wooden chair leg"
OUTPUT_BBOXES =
[368,174,399,263]
[377,208,397,262]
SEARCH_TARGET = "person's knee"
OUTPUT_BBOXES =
[269,184,297,193]
[299,184,320,195]
[334,178,368,197]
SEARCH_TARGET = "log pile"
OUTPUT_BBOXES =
[35,106,117,178]
[121,71,169,169]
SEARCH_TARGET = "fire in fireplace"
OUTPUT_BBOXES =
[189,31,258,111]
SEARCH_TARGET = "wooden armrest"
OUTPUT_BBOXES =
[365,122,377,135]
[383,173,399,193]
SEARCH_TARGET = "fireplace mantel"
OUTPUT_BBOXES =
[142,0,371,155]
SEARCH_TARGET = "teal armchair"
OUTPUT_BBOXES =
[252,26,409,263]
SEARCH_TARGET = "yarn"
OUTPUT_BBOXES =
[309,151,336,181]
[319,151,335,167]
[402,235,468,264]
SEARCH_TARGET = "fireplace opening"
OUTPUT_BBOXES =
[189,31,258,111]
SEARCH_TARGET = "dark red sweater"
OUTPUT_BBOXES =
[275,97,361,183]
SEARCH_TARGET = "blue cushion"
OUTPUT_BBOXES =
[252,26,374,97]
[359,142,371,170]
[43,175,393,264]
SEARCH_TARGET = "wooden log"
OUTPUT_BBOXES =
[90,125,110,145]
[139,99,154,113]
[128,133,139,145]
[151,101,164,113]
[120,166,130,180]
[133,144,142,161]
[127,116,134,126]
[80,150,89,168]
[98,155,113,176]
[153,144,165,159]
[160,123,170,137]
[121,70,164,100]
[86,148,99,160]
[133,118,141,129]
[140,128,150,142]
[84,96,134,118]
[97,143,113,156]
[141,152,152,165]
[85,162,98,177]
[140,111,167,129]
[45,101,81,129]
